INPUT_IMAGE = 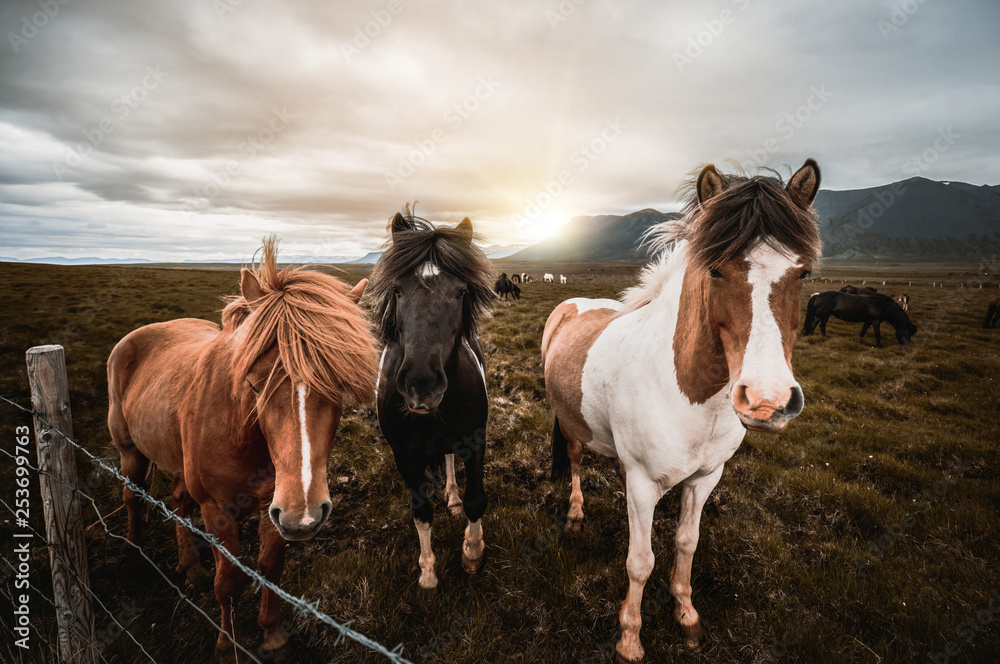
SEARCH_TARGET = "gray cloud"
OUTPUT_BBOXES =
[1,0,997,260]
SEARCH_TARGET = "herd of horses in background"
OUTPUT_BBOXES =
[101,159,999,664]
[494,270,570,301]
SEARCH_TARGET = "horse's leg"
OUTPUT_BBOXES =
[670,466,723,652]
[859,321,870,337]
[460,428,487,574]
[443,454,463,516]
[257,514,290,654]
[873,321,883,347]
[118,439,149,555]
[399,459,438,597]
[202,501,247,664]
[819,316,828,336]
[170,476,207,581]
[616,472,660,664]
[565,435,585,533]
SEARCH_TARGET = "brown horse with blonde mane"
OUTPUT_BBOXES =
[107,237,377,661]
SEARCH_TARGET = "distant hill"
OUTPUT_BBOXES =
[511,209,681,261]
[815,177,1000,257]
[509,177,1000,261]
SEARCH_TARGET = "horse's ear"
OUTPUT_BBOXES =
[391,212,412,237]
[455,217,474,246]
[240,268,264,302]
[347,278,367,304]
[787,158,821,209]
[697,164,725,205]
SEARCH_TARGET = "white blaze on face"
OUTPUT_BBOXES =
[296,383,313,521]
[417,261,441,278]
[740,244,799,404]
[375,347,387,398]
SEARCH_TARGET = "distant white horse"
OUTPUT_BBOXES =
[543,273,554,283]
[560,274,567,284]
[542,159,821,662]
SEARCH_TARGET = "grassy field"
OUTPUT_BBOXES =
[1,258,999,664]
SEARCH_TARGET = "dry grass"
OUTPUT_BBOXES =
[1,259,998,664]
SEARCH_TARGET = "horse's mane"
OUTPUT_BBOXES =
[221,237,378,405]
[619,165,822,313]
[368,205,495,342]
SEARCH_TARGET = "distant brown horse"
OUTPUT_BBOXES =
[893,294,909,311]
[107,238,377,661]
[986,297,1000,328]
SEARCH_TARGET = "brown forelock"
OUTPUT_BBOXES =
[543,302,617,443]
[368,209,495,343]
[678,170,821,272]
[222,239,378,407]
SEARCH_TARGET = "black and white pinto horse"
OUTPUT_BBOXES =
[369,207,496,595]
[803,290,917,346]
[495,273,520,301]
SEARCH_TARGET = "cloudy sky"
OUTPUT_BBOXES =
[1,0,997,261]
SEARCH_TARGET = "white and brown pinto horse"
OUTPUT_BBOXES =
[542,160,822,663]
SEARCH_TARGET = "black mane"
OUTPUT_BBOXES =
[369,207,495,342]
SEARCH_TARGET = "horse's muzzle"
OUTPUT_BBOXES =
[733,385,804,433]
[269,501,332,541]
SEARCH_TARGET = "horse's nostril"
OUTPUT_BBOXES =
[319,501,332,525]
[269,506,282,529]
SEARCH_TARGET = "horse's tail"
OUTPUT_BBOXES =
[551,417,571,481]
[803,294,819,334]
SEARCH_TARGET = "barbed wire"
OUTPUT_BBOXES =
[1,395,413,664]
[1,483,150,664]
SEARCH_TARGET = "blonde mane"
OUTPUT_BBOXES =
[617,219,687,314]
[222,238,378,405]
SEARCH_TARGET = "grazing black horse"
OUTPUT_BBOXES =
[369,206,495,596]
[986,297,1000,329]
[494,273,520,301]
[840,285,878,294]
[803,290,917,347]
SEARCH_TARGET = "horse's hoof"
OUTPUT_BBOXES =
[461,552,484,574]
[215,636,243,664]
[260,629,290,660]
[615,641,644,664]
[564,516,583,533]
[681,623,710,653]
[447,501,464,517]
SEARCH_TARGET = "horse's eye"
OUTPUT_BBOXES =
[247,379,261,395]
[799,270,811,280]
[709,269,723,279]
[456,288,467,300]
[392,286,401,297]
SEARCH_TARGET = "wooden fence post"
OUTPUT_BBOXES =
[26,345,96,664]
